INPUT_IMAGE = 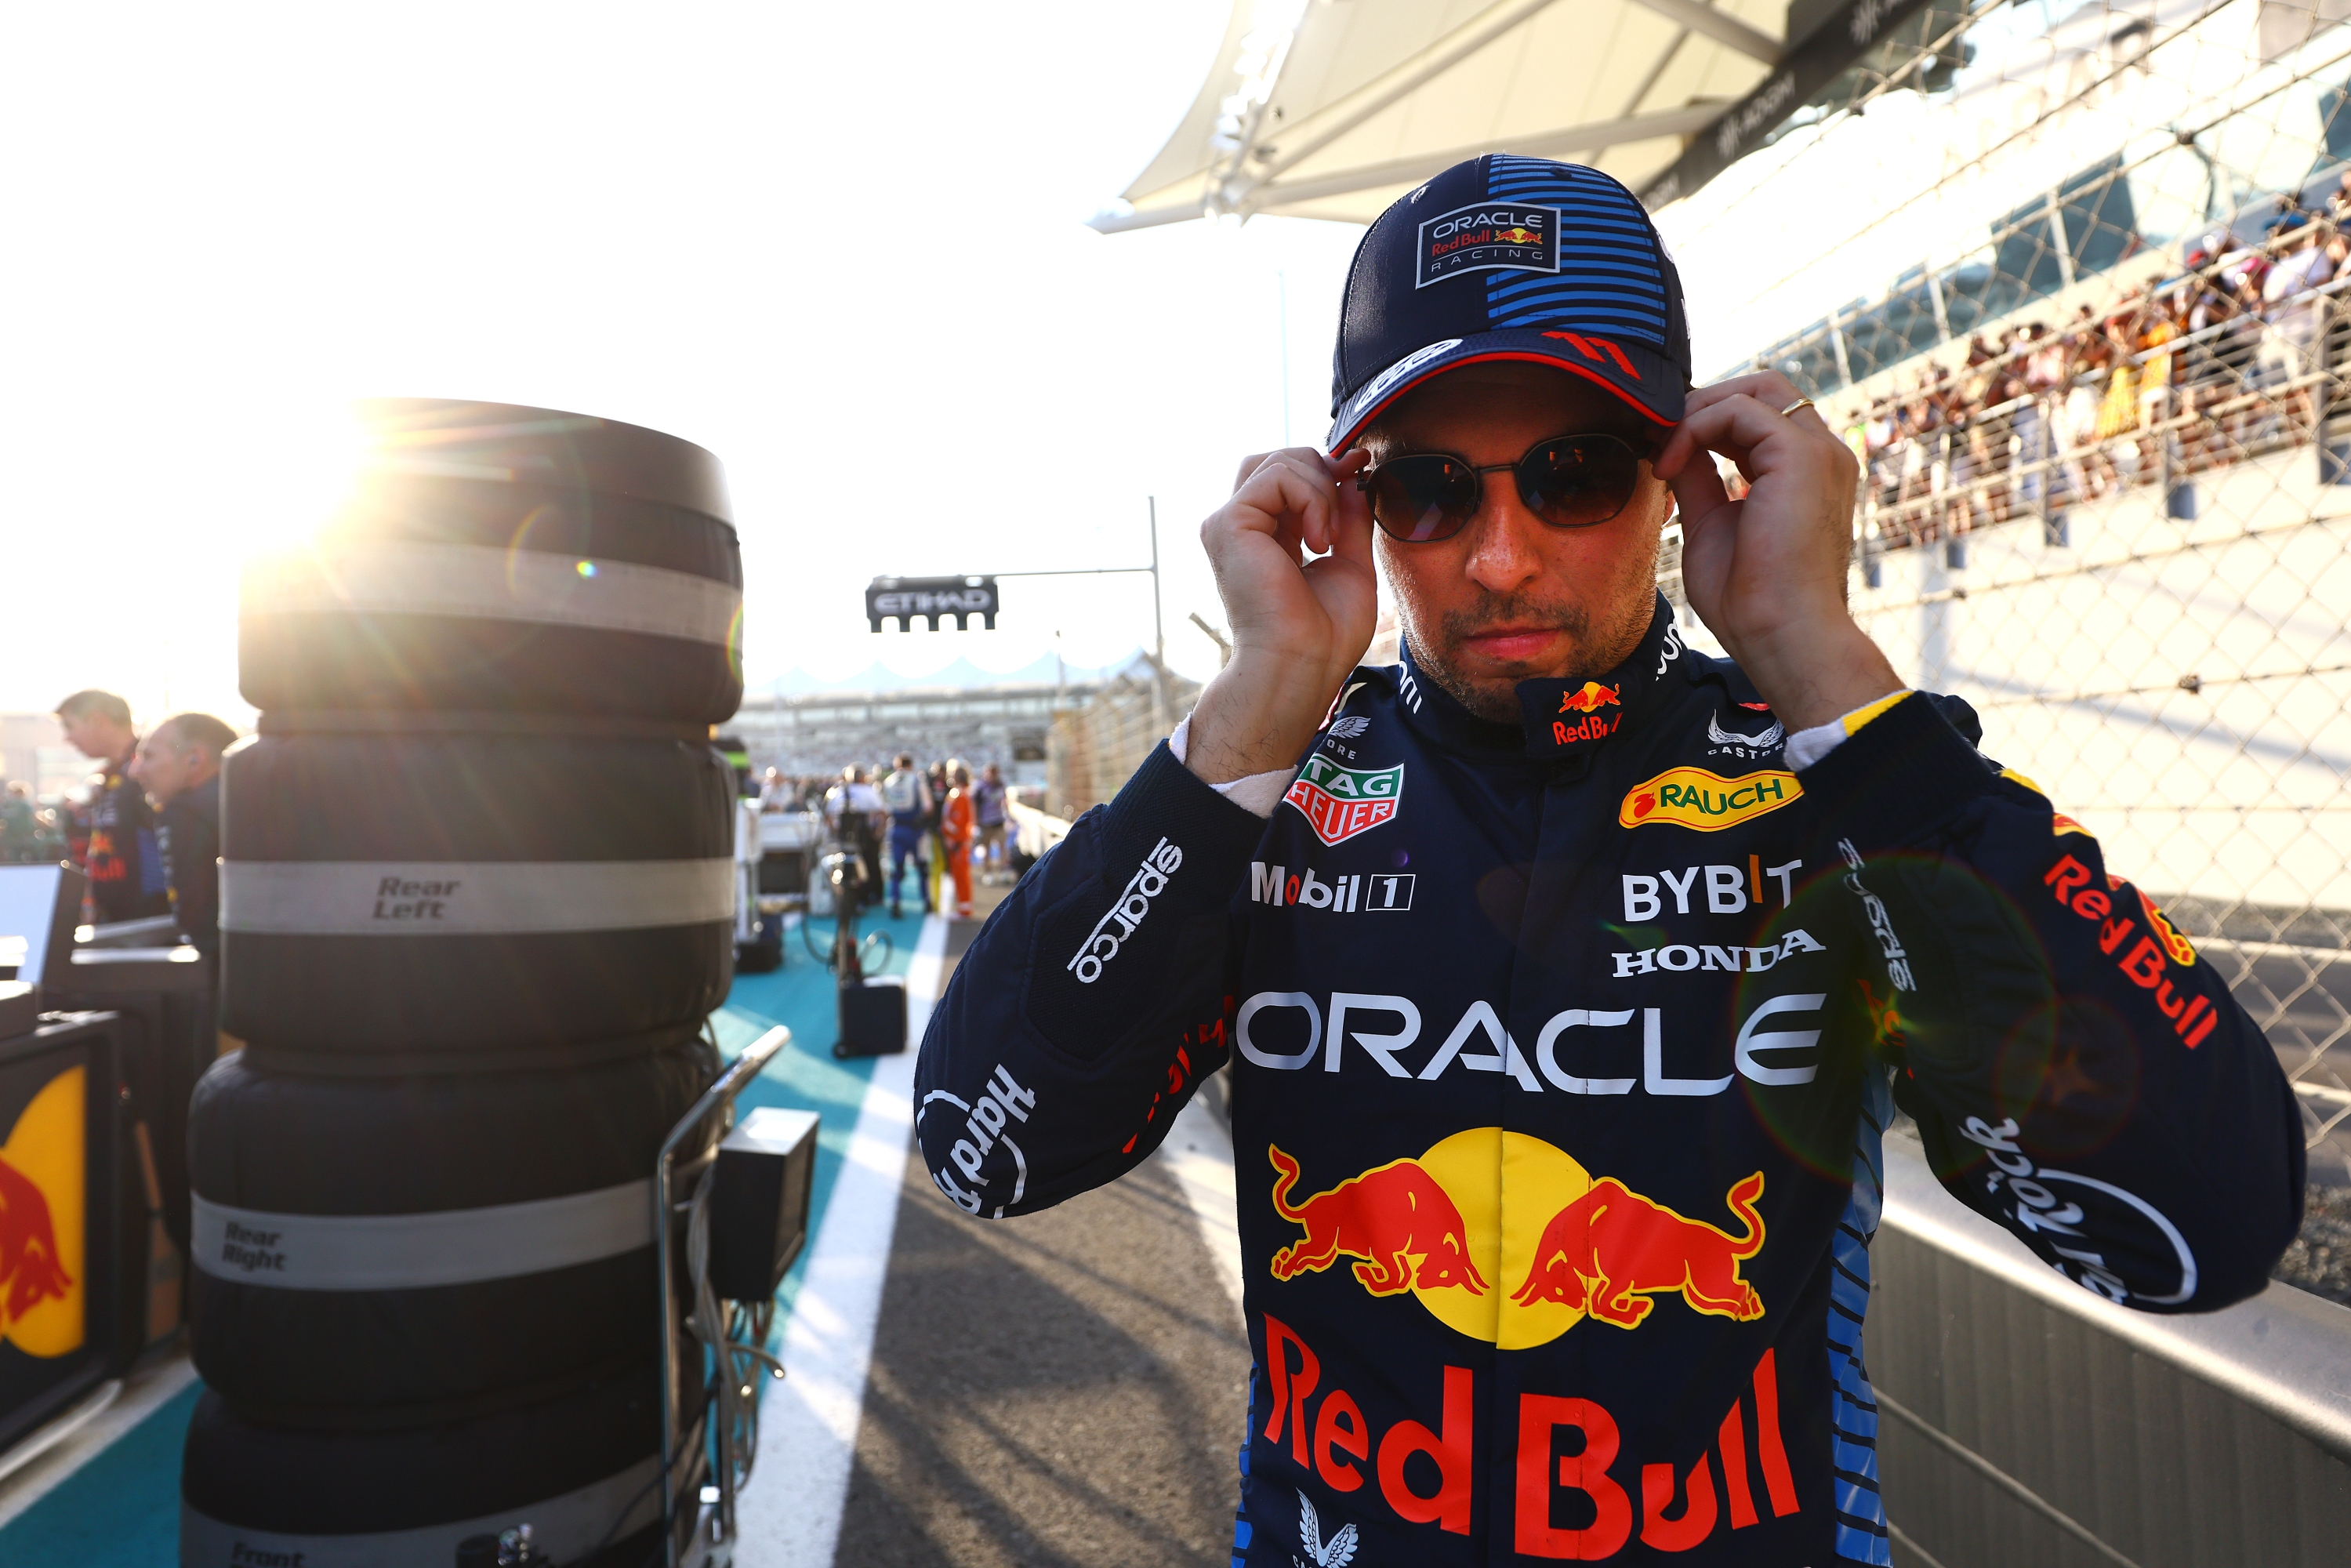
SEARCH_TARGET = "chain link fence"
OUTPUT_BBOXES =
[1046,655,1200,821]
[1651,1,2351,1288]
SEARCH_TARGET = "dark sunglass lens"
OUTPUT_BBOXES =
[1369,456,1478,542]
[1519,437,1639,526]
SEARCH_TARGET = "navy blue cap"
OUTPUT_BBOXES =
[1326,155,1693,452]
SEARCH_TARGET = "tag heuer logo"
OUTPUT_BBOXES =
[1416,201,1562,288]
[1284,755,1402,845]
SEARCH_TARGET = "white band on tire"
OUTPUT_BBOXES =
[180,1454,660,1567]
[221,858,735,935]
[191,1180,655,1291]
[244,539,742,648]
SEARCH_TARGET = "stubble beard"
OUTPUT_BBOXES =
[1399,586,1653,724]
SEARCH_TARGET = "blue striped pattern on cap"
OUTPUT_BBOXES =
[1482,156,1669,349]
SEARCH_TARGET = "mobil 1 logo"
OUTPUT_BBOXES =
[1250,862,1413,913]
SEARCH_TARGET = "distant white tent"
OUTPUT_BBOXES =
[1091,0,1979,230]
[1090,0,1789,230]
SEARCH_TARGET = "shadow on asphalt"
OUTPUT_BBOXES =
[833,1144,1247,1568]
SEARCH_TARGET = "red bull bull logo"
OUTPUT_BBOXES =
[1558,681,1620,714]
[1511,1171,1766,1327]
[1266,1130,1765,1348]
[1267,1146,1488,1296]
[0,1065,83,1356]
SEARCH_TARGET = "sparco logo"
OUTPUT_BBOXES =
[1068,837,1183,983]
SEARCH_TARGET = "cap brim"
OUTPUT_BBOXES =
[1326,329,1685,453]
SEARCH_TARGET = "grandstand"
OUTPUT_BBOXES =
[1657,0,2351,1185]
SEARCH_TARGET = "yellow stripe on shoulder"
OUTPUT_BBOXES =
[1999,767,2045,795]
[1841,689,1914,738]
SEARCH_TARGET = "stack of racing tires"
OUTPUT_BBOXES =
[183,400,745,1567]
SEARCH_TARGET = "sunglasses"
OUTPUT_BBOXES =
[1355,432,1648,543]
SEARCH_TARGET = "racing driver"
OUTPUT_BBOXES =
[915,156,2303,1566]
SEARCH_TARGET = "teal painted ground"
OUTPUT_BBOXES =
[0,908,922,1564]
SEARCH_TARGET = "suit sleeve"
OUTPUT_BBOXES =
[913,743,1266,1218]
[1795,692,2304,1312]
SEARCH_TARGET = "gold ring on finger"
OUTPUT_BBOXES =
[1780,397,1815,417]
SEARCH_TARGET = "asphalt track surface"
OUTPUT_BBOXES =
[833,906,1249,1568]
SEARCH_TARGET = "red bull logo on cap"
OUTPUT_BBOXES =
[1266,1129,1765,1348]
[0,1065,84,1356]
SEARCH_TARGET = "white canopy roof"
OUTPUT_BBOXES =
[1091,0,1794,231]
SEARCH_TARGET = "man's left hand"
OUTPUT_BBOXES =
[1651,372,1902,731]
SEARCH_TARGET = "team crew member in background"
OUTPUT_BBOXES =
[825,764,886,909]
[56,688,171,924]
[130,711,235,956]
[940,760,976,920]
[916,157,2302,1567]
[881,753,934,919]
[972,763,1009,884]
[924,760,951,913]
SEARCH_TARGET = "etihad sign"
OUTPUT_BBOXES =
[1284,755,1403,846]
[1620,767,1801,832]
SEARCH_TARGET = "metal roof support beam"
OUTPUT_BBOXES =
[1247,102,1726,209]
[1624,0,1783,64]
[1237,0,1569,192]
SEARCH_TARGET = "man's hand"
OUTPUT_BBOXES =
[1652,372,1901,732]
[1185,447,1378,784]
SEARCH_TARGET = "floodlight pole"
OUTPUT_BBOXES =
[883,505,1175,733]
[1149,497,1167,735]
[968,500,1169,732]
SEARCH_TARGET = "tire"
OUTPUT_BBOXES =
[187,1038,716,1422]
[239,398,744,723]
[220,731,734,1058]
[180,1359,664,1568]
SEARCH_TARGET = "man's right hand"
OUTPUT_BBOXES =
[1184,446,1378,784]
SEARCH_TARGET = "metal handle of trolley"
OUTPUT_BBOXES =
[655,1023,796,1568]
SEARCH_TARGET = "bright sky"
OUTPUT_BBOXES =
[0,1,1365,726]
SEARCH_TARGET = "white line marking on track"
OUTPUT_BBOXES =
[735,913,944,1566]
[1157,1085,1244,1317]
[0,1353,198,1527]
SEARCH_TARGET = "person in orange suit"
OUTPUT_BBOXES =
[939,760,976,920]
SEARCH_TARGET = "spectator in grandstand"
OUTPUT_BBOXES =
[2060,305,2114,501]
[880,752,933,919]
[2134,285,2185,475]
[2261,219,2337,437]
[130,712,235,954]
[971,762,1008,884]
[55,688,170,924]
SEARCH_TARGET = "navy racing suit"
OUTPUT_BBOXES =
[914,597,2302,1566]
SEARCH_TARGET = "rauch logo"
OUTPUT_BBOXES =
[1619,768,1801,832]
[1284,756,1404,847]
